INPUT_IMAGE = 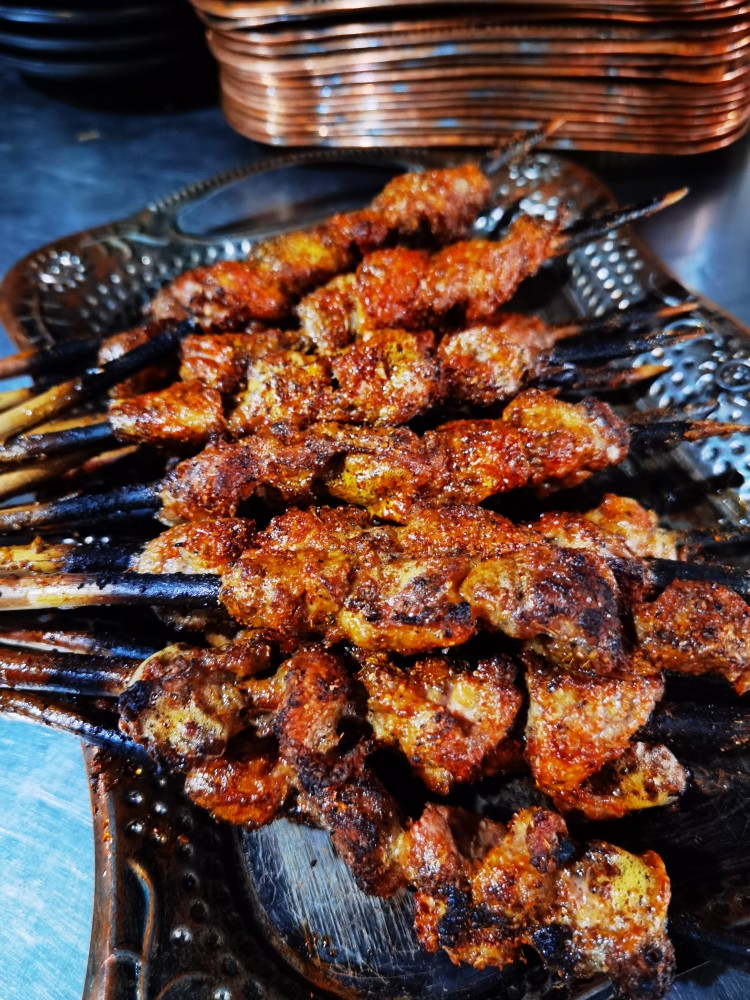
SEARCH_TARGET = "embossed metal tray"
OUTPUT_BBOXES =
[1,148,749,1000]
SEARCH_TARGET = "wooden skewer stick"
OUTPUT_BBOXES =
[479,117,566,177]
[0,446,139,503]
[0,420,117,464]
[679,528,750,559]
[0,483,159,533]
[0,387,33,412]
[639,702,750,749]
[0,337,100,382]
[0,539,135,573]
[0,646,132,696]
[0,572,221,611]
[0,320,194,443]
[555,188,689,255]
[547,300,700,341]
[0,688,148,759]
[542,363,669,393]
[0,553,746,616]
[548,324,705,366]
[647,557,750,600]
[0,623,158,659]
[0,410,746,534]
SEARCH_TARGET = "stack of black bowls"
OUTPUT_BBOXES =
[0,1,210,85]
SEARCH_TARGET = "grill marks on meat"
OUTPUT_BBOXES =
[539,839,674,999]
[218,505,525,654]
[134,518,257,575]
[523,660,687,819]
[500,389,629,491]
[187,646,405,895]
[119,640,270,766]
[129,508,749,695]
[558,742,688,822]
[633,580,750,695]
[184,738,294,828]
[524,661,665,794]
[369,162,491,245]
[298,215,562,347]
[158,389,630,523]
[148,163,491,330]
[398,804,675,999]
[149,218,384,329]
[228,329,441,435]
[531,494,680,608]
[176,307,572,414]
[179,328,303,394]
[359,652,523,795]
[424,218,562,327]
[534,494,679,564]
[437,316,558,407]
[461,545,626,674]
[109,380,225,448]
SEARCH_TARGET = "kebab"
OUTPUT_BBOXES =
[0,185,687,446]
[0,496,744,819]
[0,619,740,831]
[0,127,518,383]
[0,639,678,1000]
[0,302,701,462]
[0,122,568,435]
[1,387,746,532]
[0,503,746,689]
[0,629,695,834]
[0,306,699,470]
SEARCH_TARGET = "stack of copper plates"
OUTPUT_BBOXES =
[188,0,750,152]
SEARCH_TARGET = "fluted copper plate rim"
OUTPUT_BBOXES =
[220,92,750,152]
[206,38,750,86]
[191,0,750,20]
[203,14,750,49]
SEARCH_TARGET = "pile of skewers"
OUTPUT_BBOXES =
[0,124,749,1000]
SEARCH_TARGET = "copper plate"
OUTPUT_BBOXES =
[188,0,750,152]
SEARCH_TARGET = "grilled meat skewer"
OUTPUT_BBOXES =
[1,388,746,531]
[0,504,746,688]
[152,189,685,333]
[0,317,694,465]
[0,667,674,1000]
[3,626,745,821]
[0,490,703,580]
[295,225,689,354]
[0,122,563,408]
[0,188,686,447]
[90,297,694,409]
[399,801,674,999]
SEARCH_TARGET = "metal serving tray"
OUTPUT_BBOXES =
[0,148,749,1000]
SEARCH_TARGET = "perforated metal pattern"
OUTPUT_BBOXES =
[493,152,750,507]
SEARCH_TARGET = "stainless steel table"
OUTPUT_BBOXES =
[0,62,748,1000]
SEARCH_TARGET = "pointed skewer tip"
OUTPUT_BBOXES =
[662,186,690,209]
